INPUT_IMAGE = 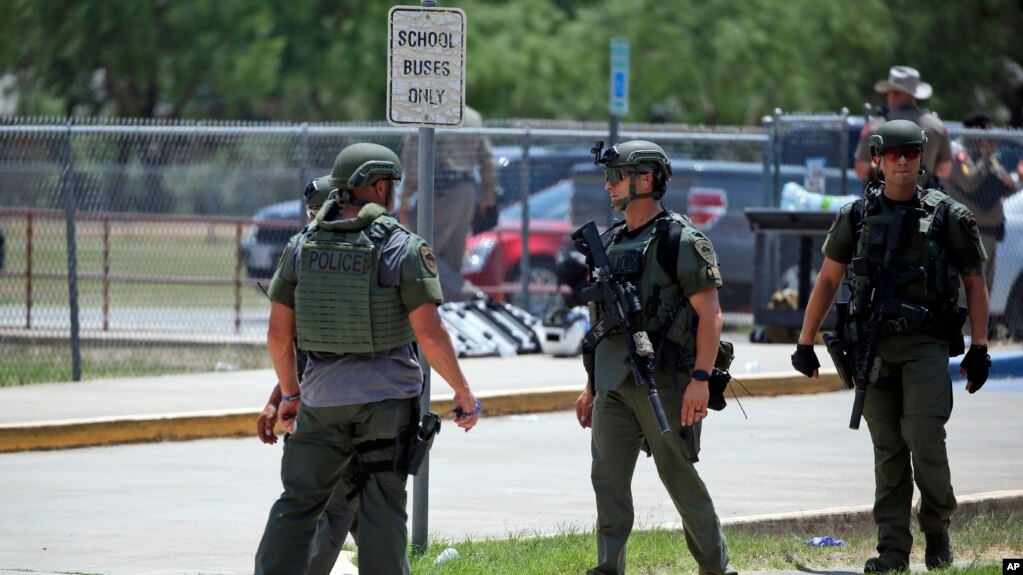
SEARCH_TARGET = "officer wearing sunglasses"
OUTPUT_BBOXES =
[792,120,990,574]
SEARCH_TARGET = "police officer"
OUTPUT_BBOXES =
[255,174,360,575]
[947,111,1018,292]
[254,143,481,575]
[574,140,737,575]
[854,66,952,188]
[398,106,497,301]
[792,121,991,573]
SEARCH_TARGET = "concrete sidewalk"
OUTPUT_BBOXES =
[0,341,849,452]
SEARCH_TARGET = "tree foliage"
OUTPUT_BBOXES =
[1,0,1020,125]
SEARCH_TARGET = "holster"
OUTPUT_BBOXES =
[406,411,441,476]
[823,332,855,389]
[945,305,968,357]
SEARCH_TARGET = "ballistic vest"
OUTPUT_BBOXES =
[592,213,697,391]
[294,202,415,354]
[852,188,960,317]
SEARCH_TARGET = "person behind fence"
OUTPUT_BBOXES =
[254,143,482,575]
[946,111,1019,292]
[791,120,991,573]
[397,105,497,301]
[573,140,737,575]
[855,66,952,188]
[255,174,361,575]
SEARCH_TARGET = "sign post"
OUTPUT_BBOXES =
[607,38,630,223]
[388,3,466,554]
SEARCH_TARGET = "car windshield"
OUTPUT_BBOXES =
[499,179,572,222]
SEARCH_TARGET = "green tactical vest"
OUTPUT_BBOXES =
[294,203,416,354]
[852,188,960,315]
[592,213,696,391]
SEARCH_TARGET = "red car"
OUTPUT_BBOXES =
[462,180,573,314]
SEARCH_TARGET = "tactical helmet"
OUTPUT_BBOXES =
[329,143,403,190]
[305,175,334,209]
[869,119,926,157]
[604,140,673,185]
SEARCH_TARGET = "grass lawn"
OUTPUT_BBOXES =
[397,513,1022,574]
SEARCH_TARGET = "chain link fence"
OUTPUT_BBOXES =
[1,116,1019,385]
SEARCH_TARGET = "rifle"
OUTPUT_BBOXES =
[572,220,671,435]
[848,205,928,429]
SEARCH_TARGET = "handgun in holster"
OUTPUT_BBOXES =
[406,411,441,476]
[824,301,856,390]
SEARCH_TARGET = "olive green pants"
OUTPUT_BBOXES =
[862,334,956,557]
[589,375,735,575]
[255,398,415,575]
[306,471,359,575]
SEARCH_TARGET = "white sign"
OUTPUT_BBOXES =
[609,38,630,117]
[387,6,466,127]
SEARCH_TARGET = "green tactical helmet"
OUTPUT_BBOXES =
[305,175,334,209]
[868,119,926,157]
[329,143,403,190]
[605,140,673,181]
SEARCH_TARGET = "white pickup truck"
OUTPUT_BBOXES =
[989,190,1023,340]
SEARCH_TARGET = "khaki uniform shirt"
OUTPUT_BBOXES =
[946,138,1016,229]
[399,106,498,206]
[854,105,953,187]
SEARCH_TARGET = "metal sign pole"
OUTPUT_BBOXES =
[62,120,82,381]
[411,125,435,554]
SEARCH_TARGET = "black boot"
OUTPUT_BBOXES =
[925,532,953,570]
[864,551,909,573]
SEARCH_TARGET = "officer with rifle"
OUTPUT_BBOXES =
[574,140,737,575]
[792,120,991,573]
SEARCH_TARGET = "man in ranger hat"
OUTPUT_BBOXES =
[254,142,482,575]
[855,66,953,188]
[574,140,737,575]
[792,120,991,573]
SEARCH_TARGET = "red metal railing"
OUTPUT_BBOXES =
[0,207,298,333]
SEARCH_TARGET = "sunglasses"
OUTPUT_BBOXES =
[604,167,651,184]
[882,146,922,162]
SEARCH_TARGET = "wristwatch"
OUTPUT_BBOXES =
[692,369,711,382]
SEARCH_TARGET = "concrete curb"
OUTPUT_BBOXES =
[0,371,846,453]
[714,490,1023,536]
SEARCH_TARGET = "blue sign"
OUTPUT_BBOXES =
[609,38,630,117]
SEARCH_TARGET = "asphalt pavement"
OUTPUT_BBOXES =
[0,341,1020,574]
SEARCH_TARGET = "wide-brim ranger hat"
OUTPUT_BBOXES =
[873,66,932,100]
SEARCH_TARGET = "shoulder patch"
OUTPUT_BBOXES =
[419,245,438,275]
[693,238,716,265]
[962,213,981,239]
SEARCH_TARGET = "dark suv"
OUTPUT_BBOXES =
[240,199,305,279]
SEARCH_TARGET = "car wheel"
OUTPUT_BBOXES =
[507,257,561,317]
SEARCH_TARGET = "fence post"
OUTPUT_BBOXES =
[518,128,531,312]
[234,222,243,334]
[103,217,110,331]
[62,120,82,381]
[26,212,33,330]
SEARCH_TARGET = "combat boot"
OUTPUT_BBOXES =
[924,532,953,570]
[864,550,909,573]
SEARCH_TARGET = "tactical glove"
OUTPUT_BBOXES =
[960,344,990,393]
[791,344,820,378]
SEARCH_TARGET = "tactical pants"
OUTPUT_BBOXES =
[306,471,359,575]
[862,334,956,557]
[255,398,414,575]
[589,375,735,575]
[981,233,997,293]
[408,180,477,302]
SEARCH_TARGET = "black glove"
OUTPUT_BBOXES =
[960,344,991,393]
[791,344,820,378]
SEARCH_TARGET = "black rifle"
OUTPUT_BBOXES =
[849,205,928,429]
[572,220,671,435]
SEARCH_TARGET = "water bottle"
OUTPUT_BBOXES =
[434,547,460,565]
[780,182,858,212]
